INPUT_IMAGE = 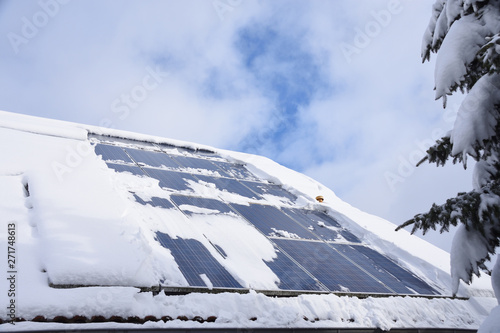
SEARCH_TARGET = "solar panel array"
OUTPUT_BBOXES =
[92,138,438,296]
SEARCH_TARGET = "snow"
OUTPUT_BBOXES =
[0,110,496,330]
[1,291,494,331]
[270,229,300,239]
[450,74,500,158]
[451,225,490,295]
[434,13,487,104]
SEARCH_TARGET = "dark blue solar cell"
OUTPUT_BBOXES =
[213,162,259,181]
[353,245,439,295]
[106,162,145,176]
[170,195,233,215]
[241,181,297,202]
[156,232,242,289]
[125,148,179,168]
[273,239,392,293]
[95,144,132,163]
[132,193,175,209]
[171,155,230,176]
[195,175,261,200]
[265,247,324,291]
[231,204,318,240]
[339,230,361,243]
[143,168,198,192]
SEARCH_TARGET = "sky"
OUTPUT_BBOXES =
[0,0,475,253]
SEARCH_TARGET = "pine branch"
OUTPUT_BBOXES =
[396,181,500,261]
[417,136,465,167]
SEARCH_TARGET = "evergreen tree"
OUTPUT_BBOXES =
[396,0,500,298]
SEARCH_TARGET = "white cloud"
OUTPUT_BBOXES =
[0,0,465,252]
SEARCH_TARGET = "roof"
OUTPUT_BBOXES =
[0,110,496,331]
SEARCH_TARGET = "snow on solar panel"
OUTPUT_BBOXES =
[240,181,297,202]
[155,143,220,158]
[143,168,198,192]
[231,203,319,240]
[94,143,133,163]
[309,211,362,243]
[132,193,175,209]
[273,239,392,293]
[212,162,260,181]
[282,208,360,244]
[97,137,438,296]
[170,195,233,215]
[170,155,230,176]
[354,245,438,295]
[156,232,242,289]
[195,175,261,200]
[124,147,179,169]
[106,162,146,176]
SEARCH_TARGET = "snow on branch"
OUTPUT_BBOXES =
[450,73,500,157]
[396,180,500,292]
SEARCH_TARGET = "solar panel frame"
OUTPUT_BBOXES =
[156,232,242,289]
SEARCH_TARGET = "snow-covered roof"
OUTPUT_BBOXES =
[0,110,495,331]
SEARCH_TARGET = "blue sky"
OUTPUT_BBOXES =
[0,0,475,252]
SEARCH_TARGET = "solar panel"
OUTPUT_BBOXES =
[96,136,438,297]
[195,175,261,200]
[353,245,438,295]
[143,168,198,192]
[170,195,233,215]
[156,232,242,289]
[106,162,145,176]
[170,155,230,177]
[213,162,260,181]
[329,244,417,294]
[124,147,179,169]
[273,239,392,293]
[231,204,319,240]
[95,143,133,163]
[241,181,297,202]
[264,247,324,291]
[282,208,360,243]
[132,193,175,209]
[309,211,362,243]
